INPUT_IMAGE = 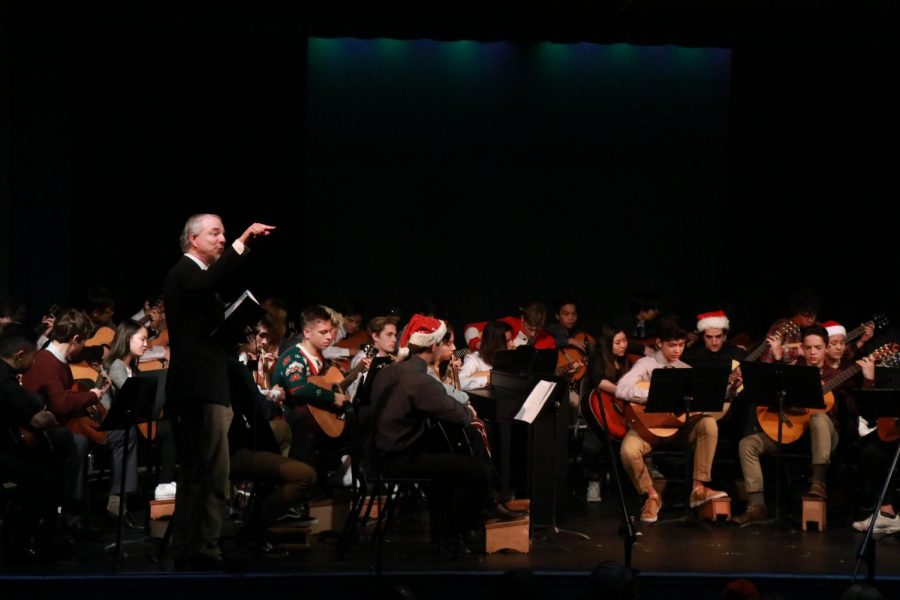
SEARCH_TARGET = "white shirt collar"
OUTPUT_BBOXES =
[47,342,67,365]
[183,253,209,271]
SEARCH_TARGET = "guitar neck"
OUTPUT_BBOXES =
[822,363,861,394]
[744,339,771,362]
[844,323,866,344]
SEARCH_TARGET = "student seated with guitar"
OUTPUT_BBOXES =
[458,320,514,391]
[21,309,110,539]
[682,311,746,367]
[100,319,173,528]
[614,315,728,523]
[733,324,875,525]
[582,324,631,502]
[546,299,592,352]
[345,315,398,402]
[0,323,70,561]
[272,305,351,475]
[462,302,556,354]
[372,314,526,555]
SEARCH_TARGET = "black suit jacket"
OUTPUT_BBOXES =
[163,246,245,410]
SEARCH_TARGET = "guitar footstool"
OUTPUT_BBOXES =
[802,496,826,531]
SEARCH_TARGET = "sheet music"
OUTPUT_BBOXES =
[224,289,260,320]
[514,379,557,423]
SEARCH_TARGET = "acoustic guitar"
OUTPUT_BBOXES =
[66,363,110,445]
[305,344,377,438]
[756,343,899,444]
[555,332,595,383]
[583,388,628,441]
[623,372,733,445]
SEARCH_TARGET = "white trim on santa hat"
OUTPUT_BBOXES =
[822,321,846,339]
[696,310,729,332]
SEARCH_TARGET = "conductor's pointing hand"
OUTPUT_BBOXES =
[239,223,276,245]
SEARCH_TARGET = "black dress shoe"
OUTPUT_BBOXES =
[108,511,144,532]
[483,502,528,522]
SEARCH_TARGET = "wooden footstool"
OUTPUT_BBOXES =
[802,496,826,531]
[698,497,732,522]
[485,499,530,554]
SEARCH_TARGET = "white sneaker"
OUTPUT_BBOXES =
[586,481,602,503]
[853,511,900,534]
[154,482,177,500]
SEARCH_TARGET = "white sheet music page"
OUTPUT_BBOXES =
[514,380,557,423]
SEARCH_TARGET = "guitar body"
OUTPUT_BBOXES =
[877,417,900,443]
[624,402,687,445]
[557,347,587,382]
[755,390,834,445]
[584,389,628,441]
[65,402,109,445]
[306,365,349,438]
[87,326,116,347]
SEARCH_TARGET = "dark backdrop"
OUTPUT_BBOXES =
[3,3,898,340]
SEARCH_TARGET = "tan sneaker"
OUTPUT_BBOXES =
[732,504,768,526]
[690,485,728,508]
[641,495,662,523]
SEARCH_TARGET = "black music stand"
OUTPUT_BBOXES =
[584,391,636,568]
[644,366,731,527]
[738,361,823,526]
[852,387,900,584]
[527,377,588,551]
[100,376,159,567]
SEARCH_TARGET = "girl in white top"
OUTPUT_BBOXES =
[459,320,515,391]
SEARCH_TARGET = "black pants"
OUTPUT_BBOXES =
[0,449,64,526]
[859,432,899,509]
[379,447,492,532]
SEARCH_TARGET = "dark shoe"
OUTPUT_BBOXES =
[483,502,528,522]
[108,511,144,532]
[64,515,99,542]
[732,504,768,526]
[806,481,827,499]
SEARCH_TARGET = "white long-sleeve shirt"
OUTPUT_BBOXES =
[615,350,690,404]
[458,352,491,391]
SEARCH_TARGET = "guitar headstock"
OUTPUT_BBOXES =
[871,313,890,331]
[868,342,900,364]
[362,343,378,359]
[881,351,900,369]
[777,320,800,338]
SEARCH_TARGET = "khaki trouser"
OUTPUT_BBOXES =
[620,415,719,495]
[739,411,837,494]
[173,403,233,561]
[230,448,317,524]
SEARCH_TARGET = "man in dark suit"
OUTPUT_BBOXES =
[164,213,273,569]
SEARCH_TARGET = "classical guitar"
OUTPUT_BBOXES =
[583,388,628,441]
[306,344,377,438]
[66,363,110,445]
[845,313,890,345]
[756,343,900,444]
[555,332,595,383]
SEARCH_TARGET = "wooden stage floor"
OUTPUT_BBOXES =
[3,493,900,599]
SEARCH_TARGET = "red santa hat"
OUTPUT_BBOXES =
[822,320,846,339]
[696,310,730,332]
[400,314,448,349]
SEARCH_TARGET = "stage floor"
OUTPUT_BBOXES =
[3,491,900,599]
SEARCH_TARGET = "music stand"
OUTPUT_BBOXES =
[530,376,589,550]
[100,376,159,567]
[851,387,900,584]
[644,366,731,527]
[582,391,636,568]
[739,362,824,526]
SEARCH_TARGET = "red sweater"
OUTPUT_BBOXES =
[21,349,97,420]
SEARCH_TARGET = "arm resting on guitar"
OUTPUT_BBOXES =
[614,357,655,404]
[415,377,472,427]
